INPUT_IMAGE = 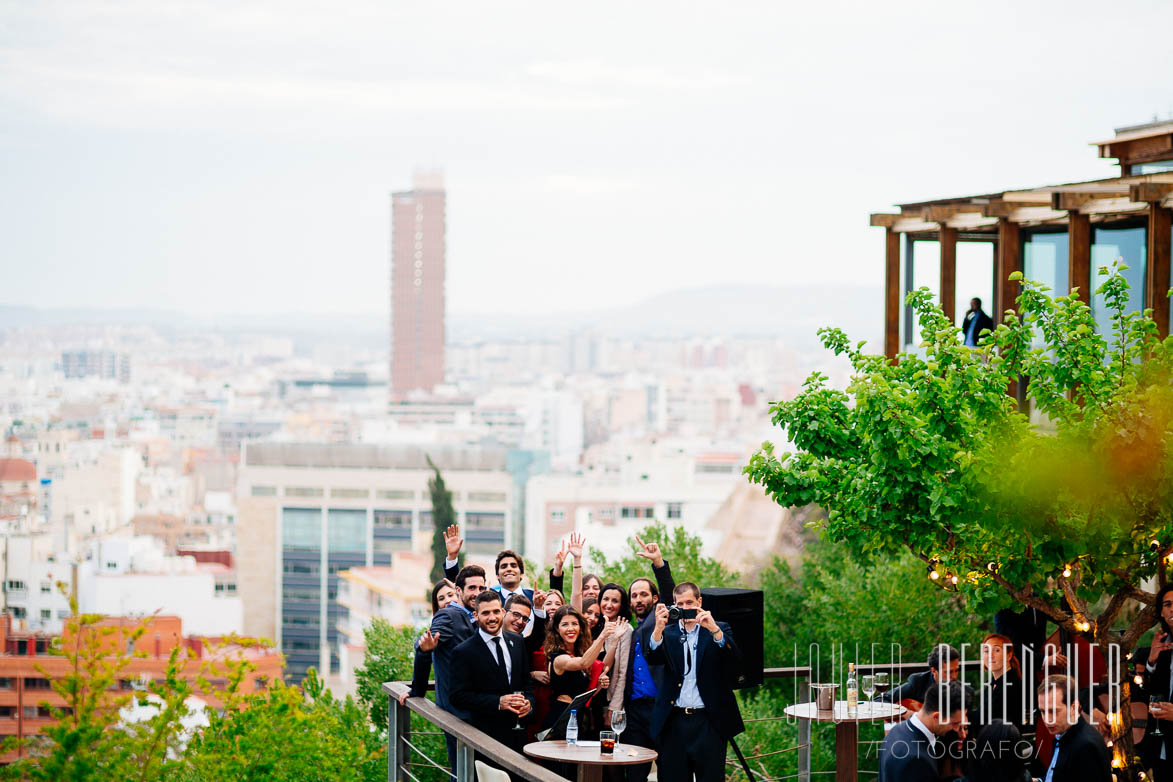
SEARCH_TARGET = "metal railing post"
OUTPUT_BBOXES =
[455,739,475,782]
[797,678,811,782]
[388,695,410,782]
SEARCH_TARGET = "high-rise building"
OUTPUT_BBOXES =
[390,172,446,399]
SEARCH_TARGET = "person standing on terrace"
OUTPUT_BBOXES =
[962,297,994,347]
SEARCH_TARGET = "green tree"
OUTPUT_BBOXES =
[588,520,740,593]
[746,264,1173,766]
[353,619,417,732]
[174,669,383,782]
[427,456,457,583]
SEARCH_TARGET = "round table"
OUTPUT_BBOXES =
[523,740,657,782]
[783,700,905,782]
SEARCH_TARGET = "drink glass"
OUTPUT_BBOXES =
[874,672,890,697]
[611,709,626,746]
[600,730,617,755]
[512,692,525,731]
[1152,696,1165,737]
[862,674,876,702]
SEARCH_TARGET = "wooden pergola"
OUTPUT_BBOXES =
[871,120,1173,359]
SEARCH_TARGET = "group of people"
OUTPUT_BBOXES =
[877,638,1113,782]
[401,526,743,781]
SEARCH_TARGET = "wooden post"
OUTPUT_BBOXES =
[1068,212,1091,302]
[1147,205,1172,338]
[884,228,900,359]
[939,224,958,325]
[996,218,1022,317]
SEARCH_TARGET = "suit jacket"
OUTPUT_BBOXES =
[428,603,478,717]
[449,629,535,749]
[444,560,459,584]
[623,560,677,704]
[409,648,432,699]
[1048,717,1112,782]
[878,719,938,782]
[879,670,936,706]
[961,309,995,344]
[1141,646,1173,768]
[643,621,744,741]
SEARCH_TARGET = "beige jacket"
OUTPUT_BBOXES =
[605,622,633,714]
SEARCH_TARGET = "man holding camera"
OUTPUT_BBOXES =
[645,582,744,782]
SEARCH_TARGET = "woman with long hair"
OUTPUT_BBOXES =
[542,605,619,731]
[977,632,1028,731]
[962,720,1032,782]
[598,583,633,725]
[402,579,456,704]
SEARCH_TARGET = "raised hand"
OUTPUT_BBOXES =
[695,609,719,634]
[552,541,568,576]
[567,531,585,562]
[634,535,665,568]
[598,670,610,690]
[1151,631,1173,664]
[444,525,463,560]
[419,629,440,652]
[533,590,547,611]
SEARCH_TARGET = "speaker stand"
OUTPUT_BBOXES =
[729,736,756,781]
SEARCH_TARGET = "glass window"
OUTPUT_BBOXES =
[251,485,277,497]
[1023,231,1070,298]
[907,239,941,351]
[666,503,683,520]
[330,488,369,499]
[327,509,366,554]
[375,489,414,500]
[282,508,321,549]
[955,241,995,329]
[285,487,324,498]
[467,491,506,503]
[1091,225,1147,342]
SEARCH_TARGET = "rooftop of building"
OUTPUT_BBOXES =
[243,442,509,472]
[0,458,36,482]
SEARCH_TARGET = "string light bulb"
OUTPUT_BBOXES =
[1136,674,1145,686]
[986,561,997,572]
[1152,540,1161,552]
[929,567,940,581]
[950,574,960,585]
[1062,565,1072,578]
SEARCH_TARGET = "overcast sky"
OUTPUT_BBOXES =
[2,1,1171,317]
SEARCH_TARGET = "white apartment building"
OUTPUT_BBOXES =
[524,439,748,564]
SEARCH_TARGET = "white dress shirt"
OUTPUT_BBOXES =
[479,627,512,680]
[908,713,937,750]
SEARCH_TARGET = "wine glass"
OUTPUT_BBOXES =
[611,709,626,747]
[874,671,890,699]
[862,674,876,703]
[1152,695,1165,738]
[512,692,525,731]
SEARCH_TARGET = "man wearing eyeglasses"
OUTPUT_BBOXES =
[645,582,743,782]
[504,593,548,654]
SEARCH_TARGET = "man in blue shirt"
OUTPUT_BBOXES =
[645,582,744,782]
[962,297,994,348]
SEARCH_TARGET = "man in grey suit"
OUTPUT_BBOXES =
[878,680,968,782]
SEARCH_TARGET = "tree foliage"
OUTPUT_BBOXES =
[588,520,740,593]
[746,263,1173,653]
[353,619,417,733]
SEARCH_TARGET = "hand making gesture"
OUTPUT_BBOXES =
[567,531,586,562]
[532,590,547,611]
[634,535,665,568]
[551,540,569,577]
[1151,630,1173,665]
[444,524,463,561]
[695,608,723,640]
[418,629,440,652]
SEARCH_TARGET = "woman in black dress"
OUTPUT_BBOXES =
[542,605,618,731]
[976,632,1029,731]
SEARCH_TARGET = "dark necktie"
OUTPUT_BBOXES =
[492,636,508,683]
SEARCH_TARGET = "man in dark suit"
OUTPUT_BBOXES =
[644,582,743,782]
[880,644,960,707]
[441,524,463,583]
[962,297,995,347]
[492,549,537,635]
[1140,584,1173,777]
[878,679,968,782]
[1036,674,1112,781]
[621,538,676,782]
[427,564,486,774]
[450,590,534,756]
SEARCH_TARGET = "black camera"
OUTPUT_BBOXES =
[666,605,697,623]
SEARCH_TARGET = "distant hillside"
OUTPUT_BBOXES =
[0,283,882,351]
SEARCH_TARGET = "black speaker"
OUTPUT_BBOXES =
[700,587,763,689]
